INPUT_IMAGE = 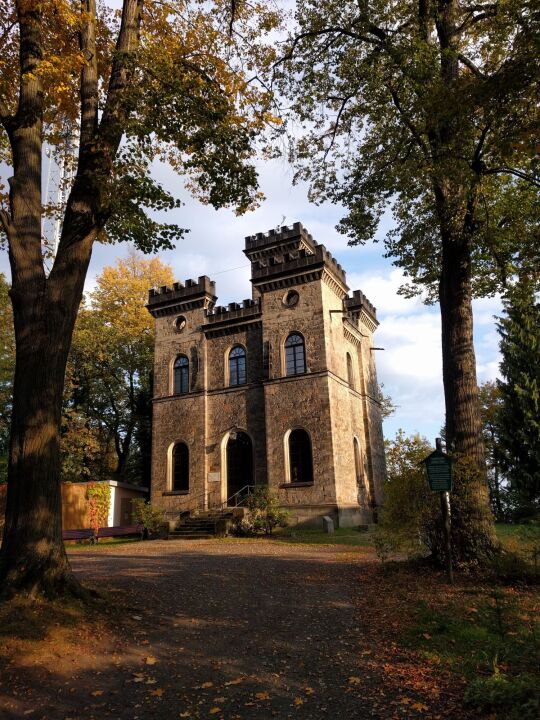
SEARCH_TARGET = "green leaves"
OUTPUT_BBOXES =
[496,279,540,504]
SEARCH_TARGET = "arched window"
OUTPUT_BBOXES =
[229,345,247,386]
[347,352,355,388]
[285,333,306,376]
[174,355,189,394]
[172,443,189,492]
[288,429,313,483]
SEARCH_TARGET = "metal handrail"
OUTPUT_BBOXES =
[221,484,255,509]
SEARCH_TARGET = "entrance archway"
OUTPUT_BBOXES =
[226,431,253,501]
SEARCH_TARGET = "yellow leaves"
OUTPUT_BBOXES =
[209,708,221,715]
[223,677,243,686]
[411,702,429,712]
[255,691,270,700]
[198,681,213,689]
[149,687,164,697]
[91,690,103,696]
[304,686,314,695]
[348,676,361,685]
[145,655,158,665]
[293,697,304,706]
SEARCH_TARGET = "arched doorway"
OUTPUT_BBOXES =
[226,431,253,501]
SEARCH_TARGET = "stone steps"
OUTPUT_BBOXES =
[169,511,235,539]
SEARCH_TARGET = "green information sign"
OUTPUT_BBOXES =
[422,450,453,492]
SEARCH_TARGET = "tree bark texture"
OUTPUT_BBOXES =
[431,0,497,563]
[438,228,497,563]
[0,0,142,597]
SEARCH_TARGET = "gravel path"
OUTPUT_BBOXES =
[0,539,471,719]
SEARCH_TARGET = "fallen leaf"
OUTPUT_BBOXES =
[422,633,431,640]
[224,677,243,686]
[400,697,412,705]
[304,687,315,695]
[132,673,145,683]
[255,692,270,700]
[200,681,214,689]
[179,713,191,718]
[91,690,104,697]
[348,676,361,685]
[150,688,164,697]
[145,656,158,665]
[411,702,429,712]
[209,708,221,715]
[293,697,304,706]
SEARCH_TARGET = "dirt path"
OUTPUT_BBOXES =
[0,539,471,719]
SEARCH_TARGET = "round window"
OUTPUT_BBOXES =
[283,290,299,308]
[174,315,187,332]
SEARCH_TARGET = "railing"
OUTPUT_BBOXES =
[222,485,255,509]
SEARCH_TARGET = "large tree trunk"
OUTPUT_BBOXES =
[0,234,95,598]
[0,0,142,598]
[439,231,497,563]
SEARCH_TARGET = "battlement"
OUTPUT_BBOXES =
[345,289,377,322]
[147,275,216,308]
[250,242,346,286]
[244,221,318,252]
[205,298,261,326]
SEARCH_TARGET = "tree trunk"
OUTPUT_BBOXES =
[0,291,88,597]
[439,231,497,563]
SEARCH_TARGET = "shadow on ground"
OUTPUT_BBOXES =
[0,540,473,719]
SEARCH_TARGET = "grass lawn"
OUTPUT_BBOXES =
[274,525,374,546]
[66,536,142,551]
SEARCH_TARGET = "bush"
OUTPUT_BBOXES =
[86,482,111,533]
[236,487,289,536]
[464,672,540,720]
[373,431,439,559]
[132,499,165,538]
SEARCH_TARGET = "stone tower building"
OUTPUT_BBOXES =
[147,222,386,527]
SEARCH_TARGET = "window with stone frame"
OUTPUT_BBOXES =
[229,345,247,386]
[173,354,189,394]
[288,429,313,483]
[172,442,189,492]
[285,332,306,376]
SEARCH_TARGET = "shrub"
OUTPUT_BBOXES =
[373,431,439,559]
[132,499,165,537]
[86,482,111,533]
[464,672,540,720]
[237,487,289,536]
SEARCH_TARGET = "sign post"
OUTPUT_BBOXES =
[421,438,454,585]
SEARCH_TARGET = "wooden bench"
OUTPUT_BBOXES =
[62,528,95,542]
[96,525,144,540]
[63,525,144,543]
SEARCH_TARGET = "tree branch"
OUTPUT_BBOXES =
[99,0,143,155]
[79,0,99,152]
[274,25,381,68]
[483,167,540,187]
[458,53,487,79]
[323,94,354,160]
[387,86,429,157]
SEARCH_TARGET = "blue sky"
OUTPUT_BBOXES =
[0,152,502,444]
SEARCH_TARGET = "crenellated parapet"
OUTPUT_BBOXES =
[204,298,262,337]
[246,224,347,292]
[344,289,378,329]
[244,221,317,259]
[147,275,217,317]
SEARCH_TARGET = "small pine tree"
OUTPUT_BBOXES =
[496,280,540,510]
